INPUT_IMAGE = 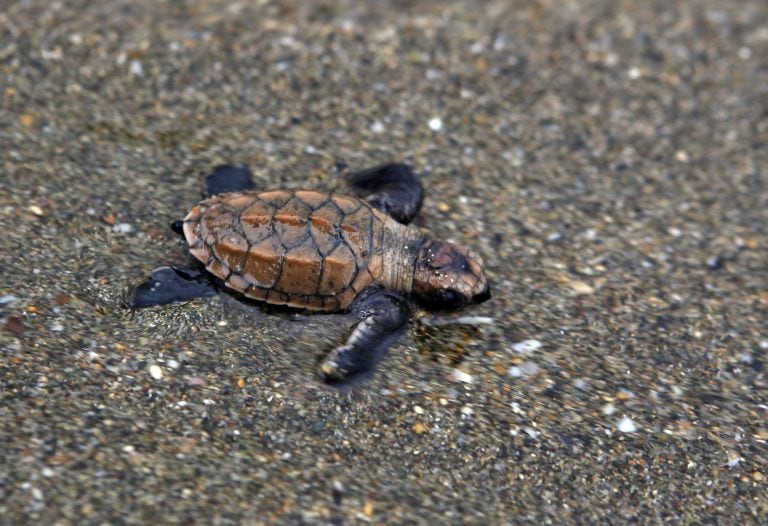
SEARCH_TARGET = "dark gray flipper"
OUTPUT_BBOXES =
[132,165,258,308]
[132,266,219,308]
[345,163,424,225]
[318,291,410,386]
[204,164,255,196]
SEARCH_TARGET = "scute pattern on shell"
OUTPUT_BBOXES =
[183,190,387,311]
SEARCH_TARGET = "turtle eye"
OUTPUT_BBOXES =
[439,290,464,310]
[414,287,466,311]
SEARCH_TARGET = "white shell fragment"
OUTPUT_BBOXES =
[511,339,542,355]
[617,416,638,433]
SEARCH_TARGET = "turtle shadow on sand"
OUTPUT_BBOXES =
[132,164,491,387]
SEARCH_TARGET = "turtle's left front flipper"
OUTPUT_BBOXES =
[318,291,410,386]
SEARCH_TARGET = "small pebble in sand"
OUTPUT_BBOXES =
[738,47,752,60]
[20,113,36,128]
[4,316,24,336]
[511,339,542,355]
[0,294,18,305]
[112,223,134,234]
[508,362,540,378]
[617,416,638,433]
[570,281,595,295]
[706,256,724,270]
[148,364,163,380]
[573,378,589,390]
[129,59,144,76]
[726,451,742,468]
[524,427,541,439]
[428,117,443,131]
[451,369,474,384]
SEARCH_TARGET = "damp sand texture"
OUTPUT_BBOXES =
[1,1,767,524]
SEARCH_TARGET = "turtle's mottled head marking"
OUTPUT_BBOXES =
[412,239,490,311]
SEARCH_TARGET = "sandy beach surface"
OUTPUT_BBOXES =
[1,1,766,523]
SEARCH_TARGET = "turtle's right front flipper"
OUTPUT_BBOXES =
[131,266,219,308]
[318,291,410,386]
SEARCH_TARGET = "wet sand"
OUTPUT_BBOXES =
[1,1,766,523]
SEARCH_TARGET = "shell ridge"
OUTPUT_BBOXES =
[315,253,327,297]
[366,203,375,260]
[305,217,326,258]
[233,203,250,274]
[313,193,334,212]
[326,198,345,218]
[337,232,360,291]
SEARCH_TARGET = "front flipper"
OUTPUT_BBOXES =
[318,291,410,386]
[203,164,256,196]
[345,163,424,225]
[132,266,219,308]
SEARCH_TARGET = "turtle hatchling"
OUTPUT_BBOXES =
[133,163,491,385]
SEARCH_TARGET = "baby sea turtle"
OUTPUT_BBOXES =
[133,164,490,385]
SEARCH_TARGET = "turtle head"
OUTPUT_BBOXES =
[412,239,490,311]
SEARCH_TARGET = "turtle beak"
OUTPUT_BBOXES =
[472,283,491,304]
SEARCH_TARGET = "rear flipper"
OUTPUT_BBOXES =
[135,165,257,307]
[345,163,424,225]
[318,291,410,386]
[131,266,219,308]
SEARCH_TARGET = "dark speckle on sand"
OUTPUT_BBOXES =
[1,0,767,524]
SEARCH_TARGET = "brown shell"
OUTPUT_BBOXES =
[182,190,387,311]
